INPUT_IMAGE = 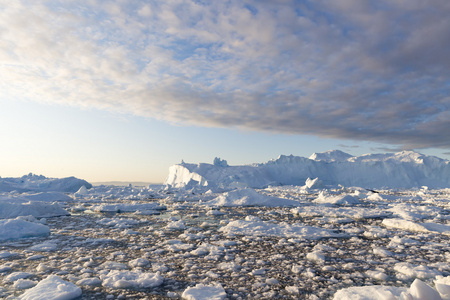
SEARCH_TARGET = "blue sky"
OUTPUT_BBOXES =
[1,0,449,183]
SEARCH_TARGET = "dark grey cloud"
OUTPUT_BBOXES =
[0,0,449,149]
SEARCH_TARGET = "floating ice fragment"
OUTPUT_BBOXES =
[101,270,163,289]
[372,247,394,257]
[4,272,33,283]
[219,218,346,239]
[14,279,37,290]
[182,283,226,300]
[166,220,186,231]
[333,285,408,299]
[306,251,326,263]
[394,262,441,279]
[266,278,279,285]
[409,279,442,300]
[129,258,150,268]
[365,270,388,281]
[206,188,299,207]
[29,241,58,252]
[313,191,361,205]
[0,218,50,241]
[383,218,450,235]
[19,275,82,300]
[285,286,300,294]
[76,277,102,286]
[435,276,450,299]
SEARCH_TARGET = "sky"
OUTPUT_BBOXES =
[1,0,449,183]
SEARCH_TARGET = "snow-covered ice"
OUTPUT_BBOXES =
[19,275,82,300]
[218,215,347,239]
[182,283,226,300]
[165,150,450,190]
[100,270,164,289]
[0,196,69,219]
[0,151,449,299]
[205,187,300,207]
[0,218,50,241]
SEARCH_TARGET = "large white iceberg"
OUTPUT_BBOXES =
[165,150,450,190]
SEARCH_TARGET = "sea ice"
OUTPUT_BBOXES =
[218,216,346,239]
[382,218,450,235]
[19,275,82,300]
[29,241,58,252]
[90,202,165,213]
[205,188,299,207]
[435,276,450,299]
[0,218,50,241]
[101,270,163,289]
[182,283,226,300]
[394,262,441,279]
[333,285,408,299]
[0,197,69,219]
[313,191,361,205]
[4,272,33,283]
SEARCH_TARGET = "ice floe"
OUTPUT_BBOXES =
[100,270,163,289]
[218,215,347,239]
[182,283,226,300]
[19,275,82,300]
[0,196,69,219]
[0,218,50,241]
[205,187,300,207]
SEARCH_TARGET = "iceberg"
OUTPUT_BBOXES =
[0,173,92,193]
[165,150,450,190]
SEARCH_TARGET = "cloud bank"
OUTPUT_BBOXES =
[1,0,449,149]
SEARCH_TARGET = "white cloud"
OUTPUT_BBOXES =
[0,0,449,149]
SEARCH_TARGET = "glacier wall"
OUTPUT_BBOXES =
[164,150,450,190]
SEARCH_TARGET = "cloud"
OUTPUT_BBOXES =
[1,0,449,149]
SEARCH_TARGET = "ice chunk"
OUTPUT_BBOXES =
[435,276,450,299]
[313,192,361,205]
[4,272,33,283]
[304,177,323,189]
[14,279,37,290]
[101,270,163,289]
[91,202,165,213]
[394,262,441,279]
[206,188,299,207]
[333,285,408,299]
[76,277,102,287]
[19,275,82,300]
[0,198,69,219]
[0,218,50,241]
[382,218,450,235]
[219,218,346,239]
[409,279,442,300]
[29,241,58,252]
[182,283,226,300]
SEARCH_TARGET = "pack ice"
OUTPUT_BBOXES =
[0,150,449,299]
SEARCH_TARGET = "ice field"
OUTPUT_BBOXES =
[0,151,449,299]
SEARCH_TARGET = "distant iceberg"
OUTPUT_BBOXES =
[0,173,92,193]
[165,150,450,190]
